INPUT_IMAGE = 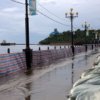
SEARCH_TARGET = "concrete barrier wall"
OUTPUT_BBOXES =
[0,46,92,77]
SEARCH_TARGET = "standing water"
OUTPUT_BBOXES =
[0,51,98,100]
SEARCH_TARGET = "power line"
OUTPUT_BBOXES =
[11,0,66,22]
[10,0,78,29]
[10,0,80,29]
[10,0,25,5]
[38,3,66,22]
[37,10,70,27]
[10,0,71,27]
[38,4,79,28]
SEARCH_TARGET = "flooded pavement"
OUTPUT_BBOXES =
[0,51,99,100]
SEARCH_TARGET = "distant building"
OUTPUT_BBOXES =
[50,28,59,35]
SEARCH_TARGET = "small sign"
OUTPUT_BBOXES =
[29,0,36,15]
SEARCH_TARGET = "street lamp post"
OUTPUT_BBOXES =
[95,31,99,48]
[82,22,90,52]
[65,8,78,55]
[24,0,32,73]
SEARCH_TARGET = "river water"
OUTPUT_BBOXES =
[0,50,99,100]
[0,45,67,54]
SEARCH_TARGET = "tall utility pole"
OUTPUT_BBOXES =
[82,22,90,52]
[25,0,29,49]
[10,0,33,73]
[24,0,32,73]
[65,8,78,56]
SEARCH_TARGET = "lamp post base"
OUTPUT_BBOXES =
[23,48,33,74]
[25,69,33,75]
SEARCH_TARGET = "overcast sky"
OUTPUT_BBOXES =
[0,0,100,44]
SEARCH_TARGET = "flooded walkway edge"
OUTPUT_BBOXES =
[0,50,99,100]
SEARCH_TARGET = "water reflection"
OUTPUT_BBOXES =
[25,83,32,100]
[0,51,97,100]
[25,95,30,100]
[29,65,72,100]
[71,56,75,86]
[25,54,92,100]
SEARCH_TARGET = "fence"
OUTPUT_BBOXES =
[0,45,93,77]
[0,53,26,77]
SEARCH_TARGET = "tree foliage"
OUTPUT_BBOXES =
[39,29,100,45]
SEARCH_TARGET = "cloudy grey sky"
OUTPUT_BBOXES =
[0,0,100,43]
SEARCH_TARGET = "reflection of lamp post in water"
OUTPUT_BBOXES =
[98,33,100,47]
[71,56,74,85]
[82,22,90,52]
[65,8,78,55]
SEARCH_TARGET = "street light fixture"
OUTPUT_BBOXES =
[65,8,78,55]
[82,22,90,52]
